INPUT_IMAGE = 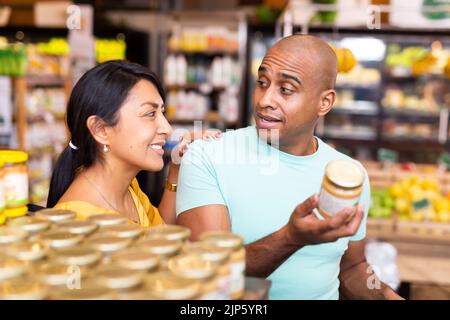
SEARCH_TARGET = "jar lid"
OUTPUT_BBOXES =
[56,220,98,235]
[98,224,143,239]
[37,262,89,286]
[5,206,29,218]
[168,253,217,280]
[136,238,182,256]
[0,226,29,244]
[87,214,129,226]
[146,225,191,241]
[94,266,144,290]
[87,235,132,253]
[0,278,48,300]
[7,216,51,233]
[183,242,231,263]
[325,160,365,189]
[145,271,200,300]
[111,249,160,271]
[199,231,243,250]
[116,290,157,300]
[5,241,48,261]
[0,255,28,281]
[39,230,83,249]
[35,209,77,223]
[0,150,28,163]
[52,246,102,266]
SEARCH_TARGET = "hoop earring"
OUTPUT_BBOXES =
[103,144,109,153]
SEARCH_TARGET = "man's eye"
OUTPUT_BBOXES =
[145,111,156,117]
[281,87,294,94]
[257,80,268,88]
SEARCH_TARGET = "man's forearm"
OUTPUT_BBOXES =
[339,261,403,300]
[245,225,302,278]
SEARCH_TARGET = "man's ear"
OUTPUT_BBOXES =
[317,89,336,117]
[86,115,109,145]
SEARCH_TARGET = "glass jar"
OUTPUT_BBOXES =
[318,160,365,219]
[5,241,48,262]
[98,223,143,239]
[52,246,103,267]
[87,214,129,227]
[87,234,132,256]
[110,249,160,272]
[0,160,5,223]
[55,220,98,236]
[0,150,28,216]
[35,208,77,223]
[199,231,245,300]
[145,224,191,241]
[0,278,49,300]
[36,261,91,288]
[7,216,51,235]
[135,238,182,269]
[0,254,28,281]
[0,226,29,245]
[183,241,231,299]
[39,230,84,250]
[145,271,200,300]
[93,265,145,291]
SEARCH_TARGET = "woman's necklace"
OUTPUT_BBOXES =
[82,173,138,222]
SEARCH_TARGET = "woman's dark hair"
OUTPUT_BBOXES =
[47,60,165,207]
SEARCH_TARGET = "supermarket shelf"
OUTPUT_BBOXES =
[23,75,69,87]
[382,107,441,118]
[167,111,237,125]
[332,101,378,116]
[335,84,380,91]
[380,139,444,151]
[168,49,239,56]
[321,130,377,141]
[166,83,227,92]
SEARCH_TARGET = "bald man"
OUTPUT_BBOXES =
[176,35,402,300]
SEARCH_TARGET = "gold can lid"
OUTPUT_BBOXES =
[146,225,191,241]
[56,220,98,235]
[183,241,231,263]
[35,209,77,223]
[168,253,217,280]
[0,226,29,244]
[87,235,132,253]
[116,290,157,300]
[98,224,143,239]
[145,271,200,300]
[87,214,129,227]
[136,238,182,256]
[56,282,114,300]
[5,241,48,261]
[7,216,51,233]
[0,278,49,300]
[39,230,83,249]
[52,246,102,266]
[199,231,243,250]
[94,266,144,290]
[111,249,160,271]
[325,160,365,189]
[0,255,28,281]
[36,262,89,286]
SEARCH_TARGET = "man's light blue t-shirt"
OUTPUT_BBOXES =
[176,126,371,300]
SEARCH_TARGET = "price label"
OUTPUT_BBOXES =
[377,148,398,163]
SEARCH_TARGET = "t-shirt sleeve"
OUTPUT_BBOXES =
[176,140,226,216]
[350,167,371,241]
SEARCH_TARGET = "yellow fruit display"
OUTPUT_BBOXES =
[387,175,449,223]
[329,45,357,73]
[444,57,450,78]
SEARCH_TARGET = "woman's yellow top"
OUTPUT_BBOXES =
[54,178,164,228]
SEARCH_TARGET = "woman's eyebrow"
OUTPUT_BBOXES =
[140,102,162,109]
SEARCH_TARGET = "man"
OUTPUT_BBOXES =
[176,35,402,300]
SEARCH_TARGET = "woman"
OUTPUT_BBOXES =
[47,60,220,227]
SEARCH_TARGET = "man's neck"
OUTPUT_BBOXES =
[278,135,317,156]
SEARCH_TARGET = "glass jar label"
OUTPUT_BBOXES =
[318,188,359,217]
[4,172,29,206]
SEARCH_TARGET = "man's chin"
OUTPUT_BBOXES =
[257,127,281,147]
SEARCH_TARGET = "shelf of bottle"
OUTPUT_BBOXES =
[168,49,239,56]
[13,112,66,124]
[165,83,229,93]
[166,111,238,126]
[335,83,381,91]
[331,101,379,116]
[382,107,441,118]
[14,75,69,87]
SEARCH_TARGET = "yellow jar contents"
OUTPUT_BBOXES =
[199,231,246,300]
[0,278,49,300]
[0,151,29,211]
[168,253,217,280]
[318,160,365,219]
[145,271,200,300]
